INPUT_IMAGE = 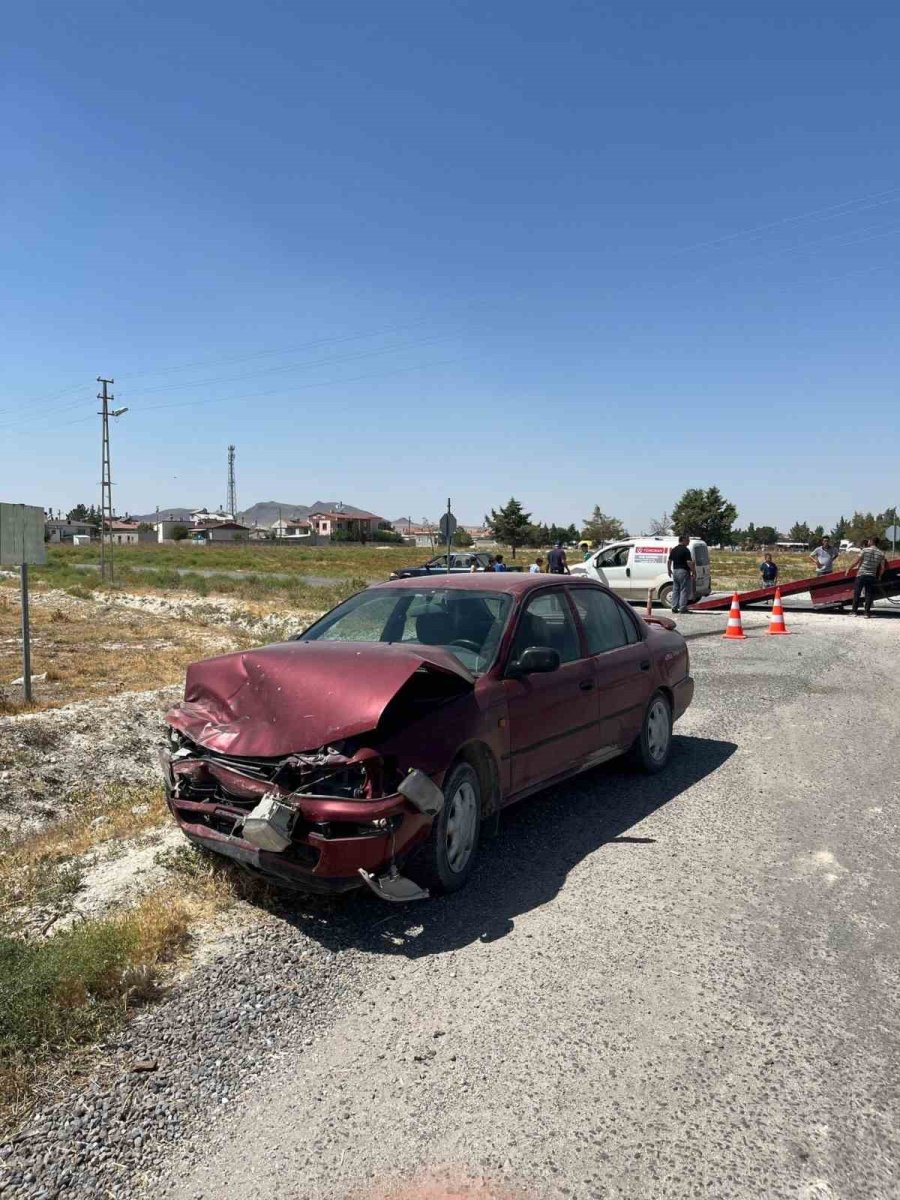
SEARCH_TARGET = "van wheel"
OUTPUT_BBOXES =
[657,582,673,609]
[405,762,481,894]
[629,692,673,774]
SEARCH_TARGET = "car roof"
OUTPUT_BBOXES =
[375,572,606,595]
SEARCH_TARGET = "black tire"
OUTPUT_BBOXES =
[657,582,674,609]
[405,761,481,894]
[629,691,673,774]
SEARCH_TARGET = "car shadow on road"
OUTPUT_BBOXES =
[274,734,737,959]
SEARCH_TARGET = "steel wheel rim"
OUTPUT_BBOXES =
[647,699,670,762]
[445,779,478,873]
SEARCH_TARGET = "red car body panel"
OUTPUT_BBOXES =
[162,574,693,892]
[168,640,473,758]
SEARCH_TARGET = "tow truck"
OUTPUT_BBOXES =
[689,556,900,611]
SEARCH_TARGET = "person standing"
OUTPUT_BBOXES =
[547,541,570,575]
[847,538,885,617]
[809,536,838,576]
[667,535,696,613]
[493,553,507,572]
[759,553,778,586]
[529,556,544,574]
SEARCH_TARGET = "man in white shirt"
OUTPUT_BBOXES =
[809,536,839,576]
[529,556,544,574]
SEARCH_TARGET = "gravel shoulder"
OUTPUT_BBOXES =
[2,609,899,1200]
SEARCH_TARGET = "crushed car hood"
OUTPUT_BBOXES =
[166,640,475,757]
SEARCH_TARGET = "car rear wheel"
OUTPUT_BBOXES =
[629,691,673,774]
[406,761,481,894]
[657,582,673,609]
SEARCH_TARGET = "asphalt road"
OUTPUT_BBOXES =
[137,605,899,1200]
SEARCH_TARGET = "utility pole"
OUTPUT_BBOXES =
[226,444,237,519]
[98,378,115,584]
[97,378,128,585]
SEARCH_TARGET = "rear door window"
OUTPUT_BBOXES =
[509,591,581,664]
[692,542,709,567]
[570,588,640,654]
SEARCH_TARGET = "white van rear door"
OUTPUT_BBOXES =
[691,541,711,596]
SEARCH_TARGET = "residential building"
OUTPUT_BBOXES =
[189,521,250,543]
[190,507,235,524]
[270,517,312,539]
[107,520,141,546]
[307,507,384,540]
[45,519,95,544]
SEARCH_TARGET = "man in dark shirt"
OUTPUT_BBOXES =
[547,541,570,575]
[759,554,778,585]
[667,536,695,613]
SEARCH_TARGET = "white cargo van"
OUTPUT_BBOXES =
[569,537,711,607]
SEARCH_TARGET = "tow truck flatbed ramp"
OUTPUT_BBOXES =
[690,557,900,611]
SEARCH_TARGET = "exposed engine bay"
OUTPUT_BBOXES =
[164,728,397,807]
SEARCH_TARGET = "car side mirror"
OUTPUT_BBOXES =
[509,646,561,677]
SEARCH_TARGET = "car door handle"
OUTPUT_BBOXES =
[625,567,631,576]
[640,660,651,671]
[579,679,594,691]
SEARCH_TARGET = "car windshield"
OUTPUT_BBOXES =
[299,587,512,674]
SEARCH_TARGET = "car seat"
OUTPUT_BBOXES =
[416,610,454,645]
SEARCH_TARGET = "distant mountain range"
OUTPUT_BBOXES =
[128,500,384,528]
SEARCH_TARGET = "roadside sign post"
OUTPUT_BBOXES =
[20,563,32,702]
[0,504,47,703]
[439,501,457,574]
[884,523,900,555]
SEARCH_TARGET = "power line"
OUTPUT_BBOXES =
[672,185,900,255]
[0,355,467,436]
[119,332,450,398]
[115,316,440,383]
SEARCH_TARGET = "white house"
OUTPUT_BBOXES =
[107,520,141,546]
[270,517,312,539]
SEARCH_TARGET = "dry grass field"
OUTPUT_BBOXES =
[0,589,251,714]
[709,548,820,591]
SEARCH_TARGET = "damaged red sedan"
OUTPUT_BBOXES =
[160,575,693,901]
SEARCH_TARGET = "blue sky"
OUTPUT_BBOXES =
[2,1,899,531]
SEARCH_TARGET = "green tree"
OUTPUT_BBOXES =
[755,525,777,546]
[66,504,101,530]
[452,528,474,547]
[812,524,825,541]
[671,486,737,546]
[829,515,847,543]
[788,521,812,545]
[172,525,189,541]
[581,506,627,544]
[846,507,898,547]
[485,497,532,559]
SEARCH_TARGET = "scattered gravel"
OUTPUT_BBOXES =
[0,899,377,1200]
[90,591,324,644]
[0,688,181,838]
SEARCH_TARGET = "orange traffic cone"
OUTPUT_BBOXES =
[767,587,790,635]
[722,592,747,640]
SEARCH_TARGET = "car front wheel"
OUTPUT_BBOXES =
[406,761,481,894]
[630,691,673,774]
